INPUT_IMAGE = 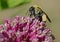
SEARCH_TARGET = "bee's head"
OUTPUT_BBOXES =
[29,5,42,17]
[29,6,35,15]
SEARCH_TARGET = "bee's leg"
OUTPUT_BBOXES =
[30,14,32,17]
[42,21,46,23]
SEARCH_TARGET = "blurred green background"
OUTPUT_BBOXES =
[0,0,60,42]
[0,0,31,9]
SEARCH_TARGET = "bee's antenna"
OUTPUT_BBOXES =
[26,9,29,16]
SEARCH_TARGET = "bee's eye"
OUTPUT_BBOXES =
[29,7,35,14]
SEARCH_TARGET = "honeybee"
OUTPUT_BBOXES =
[26,5,51,23]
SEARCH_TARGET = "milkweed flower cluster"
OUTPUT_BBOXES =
[0,16,55,42]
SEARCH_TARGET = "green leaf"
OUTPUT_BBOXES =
[7,0,31,8]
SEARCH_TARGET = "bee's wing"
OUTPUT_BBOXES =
[44,12,52,23]
[39,8,52,23]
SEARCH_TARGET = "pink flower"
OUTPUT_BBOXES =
[44,36,53,42]
[0,25,4,32]
[40,22,46,27]
[36,29,42,35]
[43,28,50,34]
[0,33,5,42]
[0,16,55,42]
[31,38,39,42]
[16,37,21,42]
[14,16,20,21]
